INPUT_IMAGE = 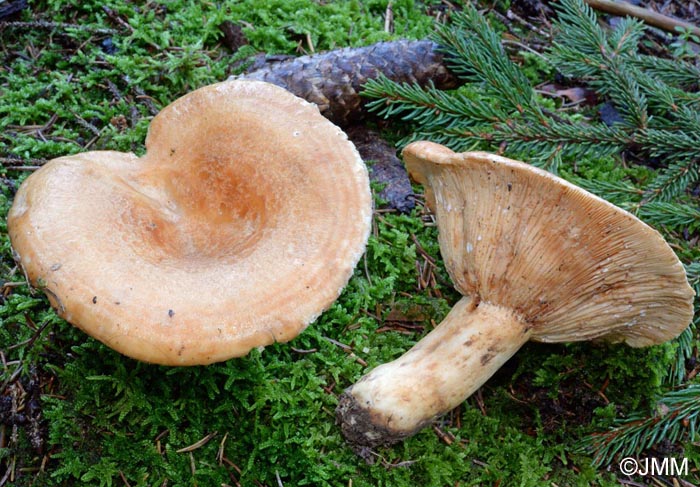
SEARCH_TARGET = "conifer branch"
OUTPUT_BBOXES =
[433,8,546,122]
[596,62,648,128]
[643,158,700,202]
[577,385,700,467]
[637,201,700,231]
[498,118,630,159]
[570,178,644,207]
[364,0,700,189]
[633,55,700,89]
[363,76,507,127]
[665,325,695,386]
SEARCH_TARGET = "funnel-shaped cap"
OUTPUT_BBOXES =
[403,142,694,346]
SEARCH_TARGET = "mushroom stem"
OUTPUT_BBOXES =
[337,297,532,448]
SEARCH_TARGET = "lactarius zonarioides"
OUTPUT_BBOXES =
[337,141,695,449]
[8,80,372,366]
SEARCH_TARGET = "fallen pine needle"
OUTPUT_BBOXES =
[176,431,218,453]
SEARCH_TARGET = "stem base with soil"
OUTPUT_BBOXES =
[336,297,532,448]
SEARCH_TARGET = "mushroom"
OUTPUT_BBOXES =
[336,141,695,448]
[8,80,372,366]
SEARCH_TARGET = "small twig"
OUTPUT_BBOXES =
[384,2,394,33]
[584,0,700,37]
[188,452,196,476]
[505,9,551,38]
[305,33,314,54]
[0,455,15,487]
[119,471,132,487]
[219,455,242,474]
[432,424,455,445]
[101,6,134,33]
[3,166,39,171]
[2,281,27,292]
[290,347,317,354]
[0,158,47,167]
[176,431,218,453]
[105,80,124,101]
[5,320,51,351]
[686,364,700,381]
[154,430,169,443]
[618,480,647,487]
[0,20,117,35]
[321,336,352,351]
[379,456,417,469]
[217,432,228,466]
[363,253,373,287]
[474,389,487,416]
[82,133,103,151]
[410,233,436,266]
[70,111,101,136]
[502,39,548,59]
[321,336,368,366]
[132,87,160,115]
[0,364,23,396]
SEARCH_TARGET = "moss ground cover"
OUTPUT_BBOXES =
[1,1,697,485]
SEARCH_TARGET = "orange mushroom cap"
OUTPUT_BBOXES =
[8,80,372,365]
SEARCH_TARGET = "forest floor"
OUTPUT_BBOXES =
[1,1,699,486]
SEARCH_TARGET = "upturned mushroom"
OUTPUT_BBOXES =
[8,80,372,366]
[337,141,695,448]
